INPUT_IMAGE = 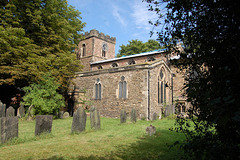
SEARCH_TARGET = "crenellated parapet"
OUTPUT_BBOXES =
[83,29,116,44]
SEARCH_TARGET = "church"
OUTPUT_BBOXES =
[68,29,188,120]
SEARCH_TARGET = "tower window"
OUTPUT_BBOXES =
[82,44,86,57]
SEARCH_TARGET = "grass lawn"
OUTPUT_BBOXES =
[0,117,185,160]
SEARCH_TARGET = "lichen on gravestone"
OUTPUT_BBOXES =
[90,106,101,130]
[0,101,6,118]
[18,104,25,118]
[71,107,87,133]
[0,117,18,143]
[35,115,53,136]
[152,112,158,121]
[120,109,127,123]
[6,106,15,117]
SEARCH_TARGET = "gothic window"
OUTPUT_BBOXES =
[95,78,101,100]
[176,103,186,114]
[112,62,118,68]
[82,44,86,57]
[128,59,136,65]
[119,76,127,99]
[158,68,166,104]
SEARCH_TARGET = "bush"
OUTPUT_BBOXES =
[22,73,64,115]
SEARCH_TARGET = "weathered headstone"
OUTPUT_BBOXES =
[71,107,87,133]
[18,104,25,118]
[90,106,101,130]
[131,108,137,123]
[35,115,53,136]
[146,125,156,136]
[0,101,6,118]
[63,112,69,118]
[58,111,64,119]
[152,112,158,121]
[120,109,127,123]
[6,106,15,117]
[0,117,18,143]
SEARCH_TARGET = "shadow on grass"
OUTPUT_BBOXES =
[43,130,185,160]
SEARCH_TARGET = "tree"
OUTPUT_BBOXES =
[22,73,64,115]
[0,0,85,104]
[116,39,163,57]
[146,0,240,159]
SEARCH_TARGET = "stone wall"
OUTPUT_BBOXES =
[72,65,149,119]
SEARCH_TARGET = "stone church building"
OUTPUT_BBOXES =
[69,29,187,120]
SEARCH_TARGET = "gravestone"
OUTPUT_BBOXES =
[0,117,18,143]
[0,101,6,118]
[6,106,15,117]
[120,109,127,123]
[18,104,25,118]
[90,106,101,130]
[152,112,158,121]
[35,115,53,136]
[71,107,87,133]
[146,125,156,136]
[58,111,64,119]
[63,112,69,118]
[131,108,137,123]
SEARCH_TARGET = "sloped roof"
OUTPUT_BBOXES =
[90,48,168,65]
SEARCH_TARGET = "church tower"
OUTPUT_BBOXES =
[76,29,116,72]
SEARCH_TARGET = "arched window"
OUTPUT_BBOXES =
[128,59,136,65]
[112,62,118,68]
[82,44,86,57]
[95,78,101,100]
[97,65,103,70]
[147,56,156,62]
[119,76,127,99]
[158,68,166,104]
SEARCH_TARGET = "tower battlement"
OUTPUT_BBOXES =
[83,29,116,44]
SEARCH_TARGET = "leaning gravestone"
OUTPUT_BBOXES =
[0,117,18,143]
[90,106,101,130]
[131,108,137,123]
[120,109,127,123]
[6,106,15,117]
[18,104,25,118]
[146,125,156,136]
[35,115,53,136]
[71,107,87,133]
[0,101,6,118]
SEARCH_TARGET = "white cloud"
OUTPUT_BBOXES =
[112,4,127,28]
[131,0,158,31]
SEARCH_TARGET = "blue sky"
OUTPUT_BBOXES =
[67,0,160,56]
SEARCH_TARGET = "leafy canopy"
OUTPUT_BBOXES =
[22,74,64,115]
[146,0,240,159]
[116,39,164,57]
[0,0,85,92]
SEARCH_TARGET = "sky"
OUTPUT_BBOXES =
[67,0,162,56]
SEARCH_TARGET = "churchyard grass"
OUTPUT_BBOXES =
[0,117,185,160]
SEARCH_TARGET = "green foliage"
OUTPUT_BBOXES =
[146,0,240,159]
[116,39,164,57]
[0,0,85,92]
[22,74,64,115]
